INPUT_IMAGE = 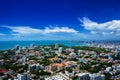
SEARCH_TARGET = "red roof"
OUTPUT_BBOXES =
[0,68,7,73]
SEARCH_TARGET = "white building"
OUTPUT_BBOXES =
[77,73,90,80]
[20,56,27,63]
[69,52,76,59]
[17,73,30,80]
[28,64,35,72]
[79,58,88,64]
[108,53,113,60]
[116,48,120,56]
[0,59,4,65]
[17,74,24,80]
[90,74,105,80]
[116,65,120,71]
[58,47,63,53]
[55,43,59,49]
[105,67,112,72]
[28,63,43,72]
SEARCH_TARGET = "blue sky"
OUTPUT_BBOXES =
[0,0,120,40]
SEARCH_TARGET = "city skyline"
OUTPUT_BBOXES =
[0,0,120,40]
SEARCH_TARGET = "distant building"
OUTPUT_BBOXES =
[58,47,63,53]
[17,74,24,80]
[14,45,21,50]
[55,43,59,49]
[116,48,120,56]
[30,43,35,48]
[79,58,88,64]
[0,59,4,66]
[35,63,44,70]
[91,54,97,59]
[17,73,30,80]
[28,64,35,72]
[105,67,112,72]
[20,56,27,63]
[69,52,76,59]
[108,53,113,60]
[24,73,31,80]
[77,73,90,80]
[116,65,120,71]
[29,53,36,57]
[28,63,43,72]
[99,54,108,59]
[77,73,105,80]
[90,74,105,80]
[15,50,21,54]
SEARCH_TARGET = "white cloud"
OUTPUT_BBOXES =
[0,25,86,40]
[9,26,43,34]
[90,31,97,34]
[79,17,120,36]
[1,17,120,40]
[2,25,78,35]
[44,27,78,33]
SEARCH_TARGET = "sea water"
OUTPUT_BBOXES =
[0,40,86,51]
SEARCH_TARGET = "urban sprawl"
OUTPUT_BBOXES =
[0,41,120,80]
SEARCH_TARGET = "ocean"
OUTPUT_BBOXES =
[0,41,86,51]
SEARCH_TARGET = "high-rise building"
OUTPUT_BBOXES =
[28,64,35,72]
[55,43,59,49]
[108,53,113,60]
[116,48,120,56]
[17,74,24,80]
[24,73,31,80]
[17,73,30,80]
[58,47,63,53]
[116,65,120,71]
[30,43,35,47]
[35,63,41,70]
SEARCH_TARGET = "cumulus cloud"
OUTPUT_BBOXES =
[1,17,120,40]
[1,25,78,35]
[0,25,81,40]
[44,27,78,33]
[79,17,120,36]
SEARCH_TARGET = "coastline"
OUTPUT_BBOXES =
[0,40,87,51]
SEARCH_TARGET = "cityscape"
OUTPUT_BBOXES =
[0,41,120,80]
[0,0,120,80]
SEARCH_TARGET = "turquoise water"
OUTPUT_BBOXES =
[0,41,86,51]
